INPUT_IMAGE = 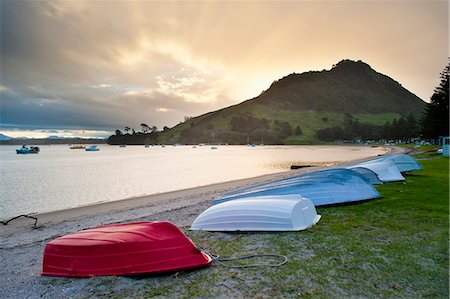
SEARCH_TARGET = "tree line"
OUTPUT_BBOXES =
[315,113,419,142]
[420,64,449,141]
[107,123,169,145]
[178,113,303,145]
[316,63,449,143]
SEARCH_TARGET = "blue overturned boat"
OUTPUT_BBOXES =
[347,159,404,182]
[349,154,422,176]
[346,167,382,185]
[213,168,381,206]
[374,154,422,173]
[16,145,40,154]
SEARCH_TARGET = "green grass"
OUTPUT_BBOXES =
[88,153,448,298]
[138,154,448,298]
[157,102,402,144]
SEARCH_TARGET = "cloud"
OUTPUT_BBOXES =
[0,0,447,135]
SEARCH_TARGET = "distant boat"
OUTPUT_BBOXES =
[16,145,40,154]
[213,168,381,206]
[42,222,212,277]
[144,144,150,148]
[119,144,126,148]
[69,145,85,149]
[191,195,321,232]
[85,145,100,151]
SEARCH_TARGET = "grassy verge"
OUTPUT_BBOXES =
[95,152,449,298]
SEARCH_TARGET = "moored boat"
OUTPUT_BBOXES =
[192,194,321,231]
[42,221,212,277]
[16,145,40,154]
[214,168,381,206]
[85,145,99,151]
[69,145,85,149]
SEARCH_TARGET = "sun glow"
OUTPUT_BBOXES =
[0,129,111,139]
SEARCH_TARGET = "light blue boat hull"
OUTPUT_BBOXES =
[85,146,100,151]
[16,149,39,154]
[374,154,422,173]
[344,167,382,185]
[214,169,382,206]
[16,146,40,154]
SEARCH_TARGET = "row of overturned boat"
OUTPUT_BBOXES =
[42,153,422,278]
[191,154,422,231]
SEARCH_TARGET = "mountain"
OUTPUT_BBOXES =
[158,59,426,144]
[0,134,12,140]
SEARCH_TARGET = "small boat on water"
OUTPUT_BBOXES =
[69,145,85,149]
[214,168,381,206]
[85,145,99,151]
[191,195,321,232]
[42,222,212,277]
[16,145,40,154]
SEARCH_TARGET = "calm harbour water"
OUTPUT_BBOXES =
[0,144,386,219]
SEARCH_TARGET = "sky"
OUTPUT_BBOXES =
[0,0,448,139]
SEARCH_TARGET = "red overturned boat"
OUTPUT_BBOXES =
[42,221,212,277]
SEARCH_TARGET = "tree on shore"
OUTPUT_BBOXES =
[421,64,449,141]
[141,123,150,133]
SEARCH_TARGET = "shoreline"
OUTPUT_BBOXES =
[0,145,407,248]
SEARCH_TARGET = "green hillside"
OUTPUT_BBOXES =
[158,60,426,144]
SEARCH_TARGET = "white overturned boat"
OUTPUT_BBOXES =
[348,159,404,182]
[375,154,422,173]
[191,195,321,231]
[213,169,381,206]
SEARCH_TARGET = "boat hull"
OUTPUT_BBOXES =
[16,146,40,154]
[192,195,321,231]
[85,146,99,151]
[348,159,405,182]
[42,222,212,277]
[376,154,422,173]
[16,149,39,154]
[214,169,381,206]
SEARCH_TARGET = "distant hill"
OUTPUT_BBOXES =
[0,137,107,145]
[155,60,426,144]
[0,134,12,141]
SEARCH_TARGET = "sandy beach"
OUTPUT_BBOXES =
[0,145,408,298]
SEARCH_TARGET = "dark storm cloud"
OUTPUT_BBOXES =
[0,1,229,132]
